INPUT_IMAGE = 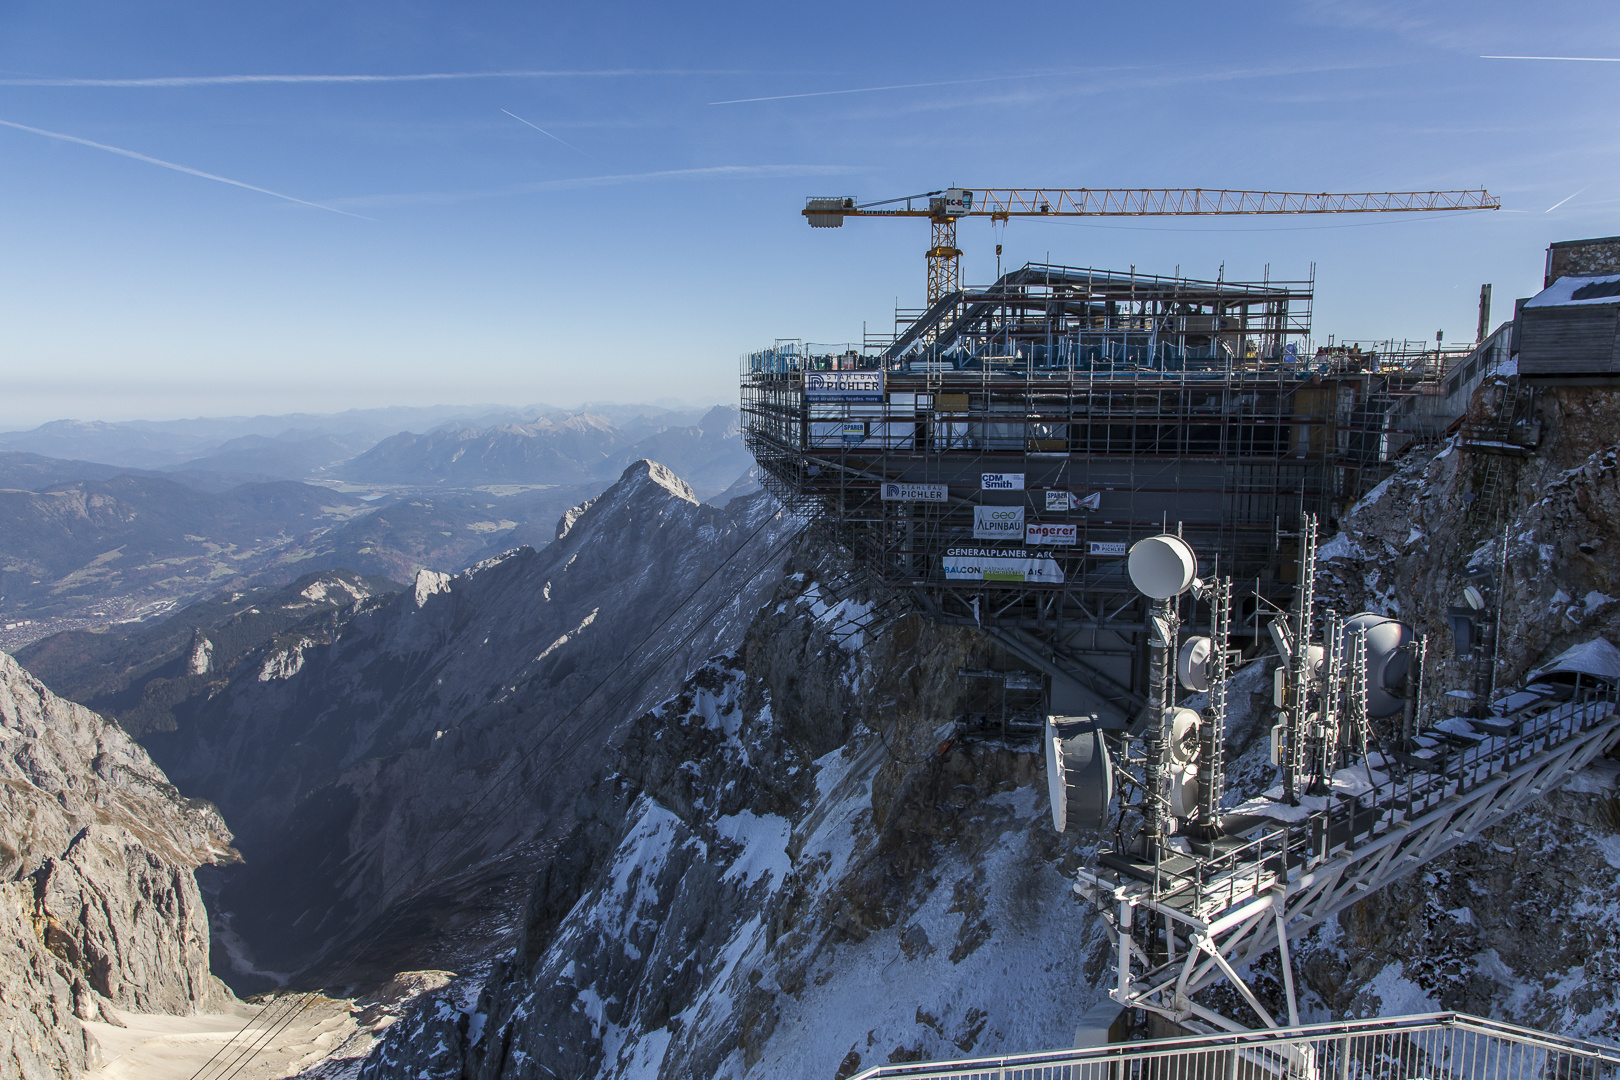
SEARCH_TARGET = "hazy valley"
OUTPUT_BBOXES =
[0,404,754,651]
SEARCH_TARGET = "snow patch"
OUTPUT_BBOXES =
[536,608,599,662]
[1357,961,1441,1018]
[1316,533,1359,561]
[714,811,792,885]
[798,582,874,652]
[1353,475,1394,512]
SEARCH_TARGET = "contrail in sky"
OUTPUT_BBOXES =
[337,163,859,210]
[500,108,592,159]
[0,118,366,217]
[709,70,1080,105]
[1481,55,1620,62]
[0,70,737,87]
[1546,188,1586,213]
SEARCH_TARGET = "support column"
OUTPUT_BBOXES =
[926,216,962,305]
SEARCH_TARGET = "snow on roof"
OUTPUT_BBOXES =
[1524,274,1620,310]
[1527,637,1620,683]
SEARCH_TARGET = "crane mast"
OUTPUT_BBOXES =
[805,186,1501,302]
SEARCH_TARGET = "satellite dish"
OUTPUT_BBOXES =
[1168,765,1199,818]
[1127,535,1198,600]
[1177,636,1213,691]
[1167,707,1201,765]
[1340,612,1414,718]
[1046,716,1113,833]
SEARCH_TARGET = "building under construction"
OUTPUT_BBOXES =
[742,262,1498,720]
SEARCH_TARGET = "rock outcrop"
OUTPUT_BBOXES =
[359,538,1107,1080]
[1297,381,1620,1036]
[0,650,235,1079]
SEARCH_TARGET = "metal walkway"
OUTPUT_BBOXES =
[1076,690,1620,1031]
[849,1012,1620,1080]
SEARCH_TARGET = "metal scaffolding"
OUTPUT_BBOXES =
[741,264,1454,721]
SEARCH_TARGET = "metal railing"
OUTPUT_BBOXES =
[850,1013,1620,1080]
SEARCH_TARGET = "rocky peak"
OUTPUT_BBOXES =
[0,650,235,1079]
[142,462,795,980]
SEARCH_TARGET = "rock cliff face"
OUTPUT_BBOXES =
[1295,381,1620,1036]
[146,461,796,980]
[0,650,235,1079]
[360,538,1107,1080]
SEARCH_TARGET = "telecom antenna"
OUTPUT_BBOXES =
[1045,520,1620,1033]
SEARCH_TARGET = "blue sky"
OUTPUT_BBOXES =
[0,0,1616,427]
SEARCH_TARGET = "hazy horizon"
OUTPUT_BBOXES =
[0,396,737,434]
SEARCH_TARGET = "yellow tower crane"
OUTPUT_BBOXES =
[804,187,1501,304]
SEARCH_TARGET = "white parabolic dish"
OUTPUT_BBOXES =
[1127,534,1198,599]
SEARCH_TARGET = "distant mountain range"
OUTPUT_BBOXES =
[344,405,749,491]
[0,402,726,472]
[0,404,754,646]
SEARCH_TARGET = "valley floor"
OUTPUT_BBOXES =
[84,996,371,1080]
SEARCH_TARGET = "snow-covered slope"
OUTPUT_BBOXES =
[360,543,1109,1079]
[1293,380,1620,1035]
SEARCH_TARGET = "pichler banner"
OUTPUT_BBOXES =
[942,548,1065,584]
[880,481,949,502]
[804,371,884,401]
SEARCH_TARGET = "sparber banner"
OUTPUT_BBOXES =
[981,472,1024,491]
[973,505,1024,539]
[804,371,884,401]
[1026,522,1078,546]
[1045,490,1101,511]
[942,547,1064,584]
[881,481,948,502]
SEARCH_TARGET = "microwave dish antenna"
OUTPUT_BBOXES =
[1127,534,1198,600]
[1046,716,1112,833]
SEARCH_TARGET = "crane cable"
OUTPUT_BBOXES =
[187,504,807,1080]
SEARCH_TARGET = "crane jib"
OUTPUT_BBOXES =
[802,188,1500,219]
[801,186,1499,303]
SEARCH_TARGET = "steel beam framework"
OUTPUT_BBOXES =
[1078,695,1620,1033]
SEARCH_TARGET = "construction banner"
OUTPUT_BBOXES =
[1026,522,1078,545]
[804,371,884,401]
[973,505,1024,539]
[981,472,1025,490]
[942,548,1065,584]
[881,481,949,502]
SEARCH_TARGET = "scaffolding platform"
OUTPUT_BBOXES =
[741,263,1461,719]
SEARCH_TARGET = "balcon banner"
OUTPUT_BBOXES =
[942,547,1064,584]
